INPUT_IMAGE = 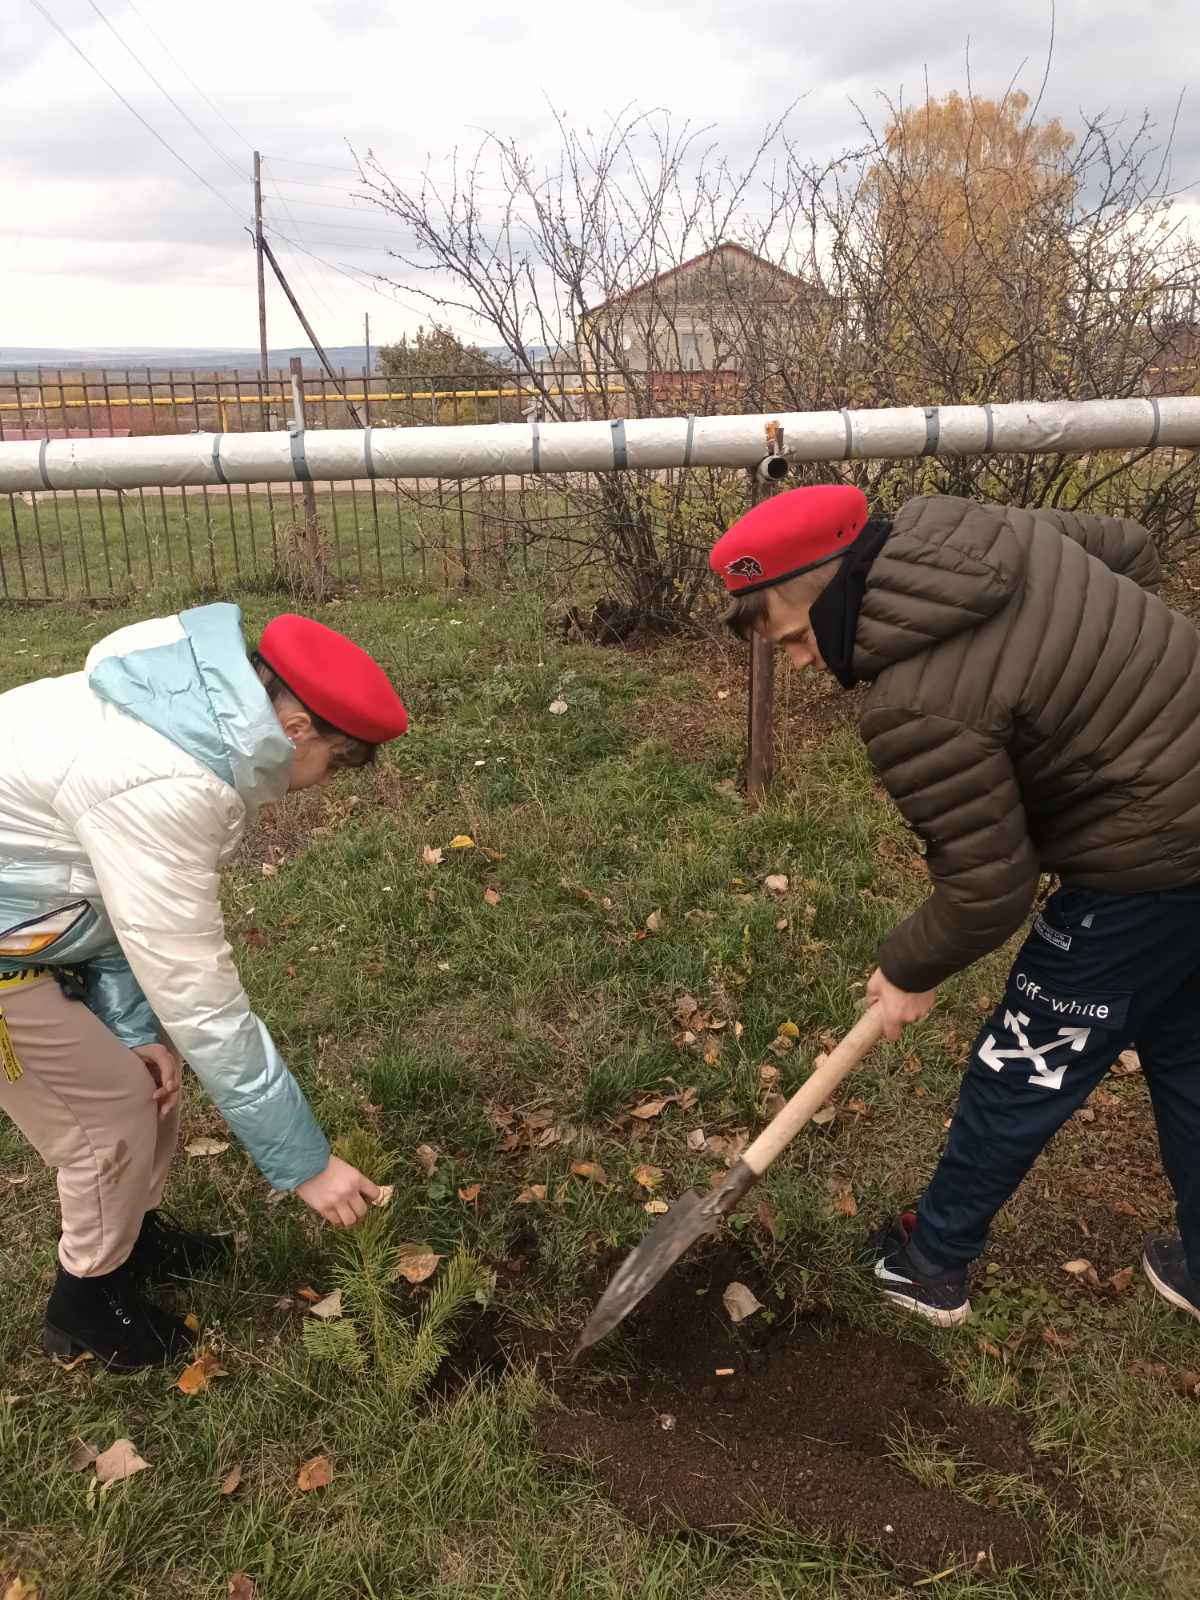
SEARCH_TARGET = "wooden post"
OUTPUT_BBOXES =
[744,471,775,805]
[289,356,324,601]
[254,153,269,396]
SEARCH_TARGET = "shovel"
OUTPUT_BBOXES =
[571,1005,886,1358]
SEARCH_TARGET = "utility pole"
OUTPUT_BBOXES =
[253,152,269,399]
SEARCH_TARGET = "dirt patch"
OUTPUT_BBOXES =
[235,763,417,871]
[539,1245,1060,1573]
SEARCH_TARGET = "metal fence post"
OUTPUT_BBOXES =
[743,468,775,805]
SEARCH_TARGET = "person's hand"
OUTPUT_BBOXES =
[295,1156,381,1228]
[866,967,938,1041]
[133,1042,183,1121]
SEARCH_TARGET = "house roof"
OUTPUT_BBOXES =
[583,241,816,318]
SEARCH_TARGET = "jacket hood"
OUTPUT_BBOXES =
[85,603,292,815]
[853,496,1025,681]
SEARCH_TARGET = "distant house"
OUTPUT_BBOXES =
[572,242,827,384]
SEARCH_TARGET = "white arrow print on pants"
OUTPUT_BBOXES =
[978,1009,1092,1091]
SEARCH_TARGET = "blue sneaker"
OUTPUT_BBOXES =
[866,1211,971,1328]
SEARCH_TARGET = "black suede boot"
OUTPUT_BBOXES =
[130,1208,235,1285]
[43,1259,194,1371]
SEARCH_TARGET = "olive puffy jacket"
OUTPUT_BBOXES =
[856,495,1200,992]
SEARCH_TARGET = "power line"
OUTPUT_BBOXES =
[26,0,248,222]
[83,0,246,181]
[261,225,437,324]
[122,0,254,153]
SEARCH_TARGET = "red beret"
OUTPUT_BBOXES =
[258,614,408,742]
[710,485,870,594]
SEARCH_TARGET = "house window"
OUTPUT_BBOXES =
[679,333,702,371]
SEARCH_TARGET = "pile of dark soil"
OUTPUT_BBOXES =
[538,1245,1068,1573]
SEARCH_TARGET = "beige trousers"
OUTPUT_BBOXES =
[0,974,178,1276]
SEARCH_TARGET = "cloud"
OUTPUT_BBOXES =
[1,0,1195,345]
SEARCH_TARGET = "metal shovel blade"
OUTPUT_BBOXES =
[571,1188,721,1359]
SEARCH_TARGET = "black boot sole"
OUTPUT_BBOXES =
[43,1321,192,1372]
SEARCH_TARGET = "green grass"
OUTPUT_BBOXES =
[1,486,582,604]
[2,587,1200,1597]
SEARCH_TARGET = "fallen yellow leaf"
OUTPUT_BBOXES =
[570,1161,609,1185]
[227,1575,255,1600]
[296,1453,333,1492]
[458,1183,481,1203]
[777,1020,800,1040]
[2,1578,39,1600]
[449,835,475,850]
[515,1184,547,1204]
[629,1098,669,1120]
[184,1313,200,1334]
[482,887,502,907]
[94,1438,149,1484]
[308,1290,343,1321]
[220,1463,243,1496]
[395,1244,442,1284]
[644,1200,669,1215]
[184,1137,229,1159]
[176,1353,229,1396]
[633,1164,664,1191]
[371,1185,395,1208]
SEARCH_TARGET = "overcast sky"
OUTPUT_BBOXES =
[1,0,1196,351]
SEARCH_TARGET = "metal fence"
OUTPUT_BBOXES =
[2,366,1196,604]
[0,366,730,602]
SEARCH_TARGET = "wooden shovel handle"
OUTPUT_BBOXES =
[742,1006,886,1177]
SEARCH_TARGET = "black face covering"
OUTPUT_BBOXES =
[808,518,893,689]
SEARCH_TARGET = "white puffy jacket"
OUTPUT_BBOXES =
[0,603,330,1190]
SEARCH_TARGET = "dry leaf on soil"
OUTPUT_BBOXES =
[673,994,699,1024]
[458,1183,481,1203]
[220,1463,243,1496]
[184,1137,229,1159]
[548,699,568,715]
[828,1181,858,1218]
[629,1098,669,1120]
[645,909,665,934]
[371,1185,395,1208]
[227,1575,255,1600]
[755,1200,779,1243]
[686,1128,707,1152]
[422,845,445,866]
[1108,1266,1135,1293]
[94,1438,149,1485]
[515,1184,546,1204]
[295,1286,321,1304]
[414,1143,439,1177]
[296,1454,333,1492]
[482,887,502,906]
[763,874,790,896]
[722,1281,764,1323]
[810,1103,838,1127]
[2,1581,39,1600]
[395,1245,442,1284]
[777,1020,800,1040]
[307,1290,343,1321]
[66,1437,98,1472]
[53,1350,93,1372]
[570,1161,609,1186]
[177,1353,229,1395]
[644,1199,669,1215]
[449,834,475,850]
[633,1164,664,1191]
[1112,1050,1142,1076]
[1062,1258,1102,1287]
